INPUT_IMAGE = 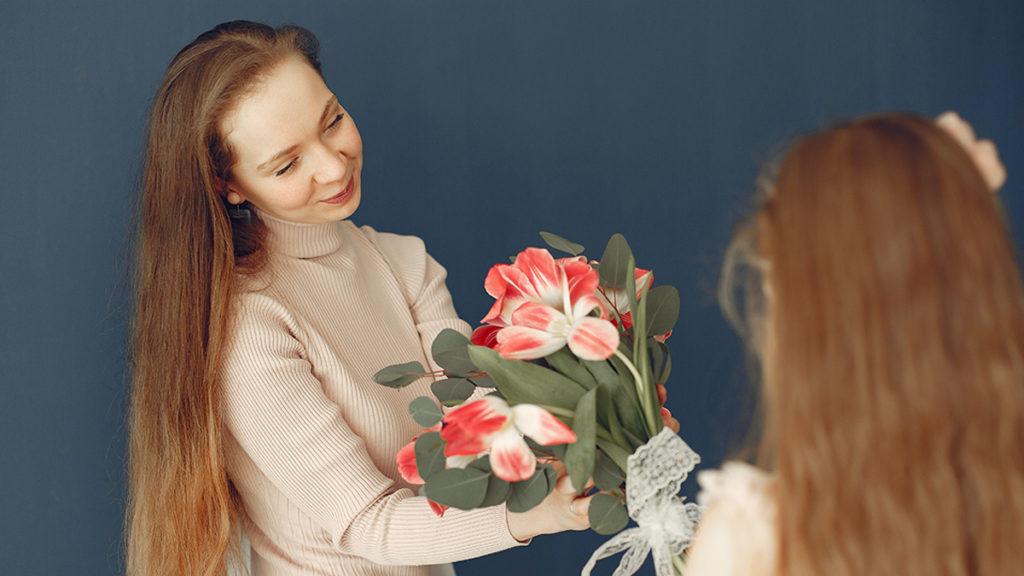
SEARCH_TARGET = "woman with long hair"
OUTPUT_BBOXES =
[125,21,591,576]
[686,112,1024,575]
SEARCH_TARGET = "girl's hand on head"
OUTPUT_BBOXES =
[505,464,594,541]
[936,111,1007,191]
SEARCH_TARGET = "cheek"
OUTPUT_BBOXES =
[278,182,316,209]
[253,180,314,212]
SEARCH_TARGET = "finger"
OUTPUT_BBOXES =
[571,495,592,521]
[548,459,567,477]
[556,473,577,495]
[936,111,976,149]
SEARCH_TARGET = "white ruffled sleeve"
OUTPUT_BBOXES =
[684,462,777,576]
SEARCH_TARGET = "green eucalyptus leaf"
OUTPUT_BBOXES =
[646,285,680,337]
[506,467,551,513]
[593,452,626,491]
[373,361,427,388]
[431,329,477,376]
[598,354,643,438]
[409,396,444,428]
[414,432,446,480]
[431,378,475,407]
[544,348,597,390]
[468,456,492,473]
[649,339,665,384]
[543,463,558,496]
[632,277,659,438]
[599,234,634,289]
[467,375,497,388]
[539,231,585,256]
[564,389,597,494]
[589,493,630,535]
[423,468,490,510]
[467,346,586,411]
[480,473,511,507]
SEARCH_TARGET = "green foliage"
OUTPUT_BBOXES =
[408,396,444,428]
[539,231,585,256]
[373,361,427,388]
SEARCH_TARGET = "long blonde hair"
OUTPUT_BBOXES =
[721,113,1024,575]
[125,21,323,576]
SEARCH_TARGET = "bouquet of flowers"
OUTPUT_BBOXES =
[374,232,702,575]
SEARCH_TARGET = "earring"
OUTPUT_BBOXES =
[227,199,252,225]
[225,190,251,225]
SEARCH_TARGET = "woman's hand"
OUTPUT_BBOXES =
[936,111,1007,191]
[506,464,593,541]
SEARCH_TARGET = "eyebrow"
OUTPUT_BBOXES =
[256,95,340,173]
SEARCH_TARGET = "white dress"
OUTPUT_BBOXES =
[684,462,777,576]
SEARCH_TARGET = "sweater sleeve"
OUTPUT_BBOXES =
[221,293,526,566]
[359,226,474,374]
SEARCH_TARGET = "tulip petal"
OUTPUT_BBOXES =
[569,294,603,322]
[471,325,502,349]
[511,301,565,331]
[635,267,653,297]
[495,326,567,360]
[396,438,424,484]
[567,316,620,361]
[563,258,600,305]
[489,428,537,482]
[514,248,563,307]
[484,264,512,300]
[511,404,577,445]
[445,454,479,469]
[441,397,510,456]
[428,500,448,517]
[482,264,532,326]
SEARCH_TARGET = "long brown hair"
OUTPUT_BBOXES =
[721,113,1024,575]
[125,21,324,576]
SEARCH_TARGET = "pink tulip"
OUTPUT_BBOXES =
[481,249,595,327]
[395,424,458,517]
[495,294,620,361]
[596,265,653,317]
[441,397,576,482]
[470,324,501,350]
[477,248,619,361]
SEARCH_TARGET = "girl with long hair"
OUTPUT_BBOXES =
[125,20,591,576]
[685,112,1023,575]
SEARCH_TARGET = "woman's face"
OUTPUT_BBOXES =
[220,55,363,225]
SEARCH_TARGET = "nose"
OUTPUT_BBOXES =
[311,142,347,185]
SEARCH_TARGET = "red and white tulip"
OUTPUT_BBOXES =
[477,247,620,361]
[441,396,576,482]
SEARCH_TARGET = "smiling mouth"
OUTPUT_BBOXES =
[322,178,355,204]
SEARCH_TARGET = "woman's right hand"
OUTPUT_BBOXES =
[936,111,1006,191]
[505,465,593,542]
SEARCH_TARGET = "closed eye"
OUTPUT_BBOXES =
[326,113,345,131]
[275,159,297,177]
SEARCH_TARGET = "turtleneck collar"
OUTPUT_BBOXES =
[256,207,347,259]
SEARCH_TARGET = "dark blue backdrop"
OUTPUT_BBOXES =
[1,1,1021,574]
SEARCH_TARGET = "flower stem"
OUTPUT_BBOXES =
[613,348,657,437]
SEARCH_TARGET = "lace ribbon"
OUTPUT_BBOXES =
[582,428,702,576]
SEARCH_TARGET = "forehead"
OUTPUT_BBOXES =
[221,56,331,162]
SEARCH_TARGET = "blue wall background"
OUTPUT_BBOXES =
[1,1,1021,574]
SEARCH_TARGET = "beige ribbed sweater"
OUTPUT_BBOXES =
[220,209,525,575]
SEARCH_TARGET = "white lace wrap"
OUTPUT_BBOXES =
[582,427,703,576]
